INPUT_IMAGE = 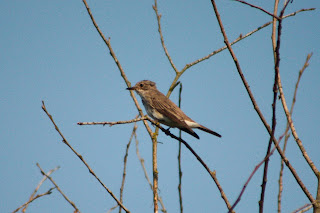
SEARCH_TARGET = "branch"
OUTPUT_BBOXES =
[41,101,130,213]
[118,122,136,213]
[146,117,233,211]
[134,125,167,213]
[234,0,280,20]
[209,0,315,206]
[229,134,285,212]
[277,56,318,176]
[258,1,292,211]
[12,187,55,213]
[178,83,184,213]
[278,53,312,212]
[291,203,312,213]
[81,0,154,139]
[78,116,148,126]
[22,166,60,212]
[153,0,179,73]
[180,7,314,76]
[37,163,80,212]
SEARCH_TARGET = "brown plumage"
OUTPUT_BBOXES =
[127,80,221,139]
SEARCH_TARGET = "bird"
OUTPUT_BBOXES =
[127,80,221,139]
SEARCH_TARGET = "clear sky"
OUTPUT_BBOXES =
[1,1,319,213]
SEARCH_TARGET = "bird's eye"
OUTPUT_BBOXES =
[140,84,144,87]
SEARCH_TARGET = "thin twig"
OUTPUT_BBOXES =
[118,122,137,213]
[81,0,154,139]
[210,0,315,206]
[134,126,167,213]
[41,101,129,213]
[278,60,318,176]
[278,53,312,213]
[291,203,312,213]
[37,163,80,212]
[259,21,281,210]
[22,166,60,212]
[153,0,179,73]
[178,83,183,213]
[12,187,55,213]
[78,116,148,126]
[80,114,231,210]
[148,118,233,211]
[235,0,280,20]
[107,204,119,213]
[229,134,285,213]
[259,1,291,211]
[180,7,314,76]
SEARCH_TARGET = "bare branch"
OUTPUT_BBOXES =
[118,122,137,213]
[291,203,312,213]
[235,0,280,20]
[277,56,318,175]
[229,133,286,212]
[209,0,315,206]
[147,117,232,211]
[81,0,154,140]
[78,116,148,126]
[181,7,314,75]
[41,101,130,213]
[22,166,60,212]
[37,163,80,212]
[278,53,312,212]
[12,187,55,213]
[134,125,167,213]
[178,83,184,213]
[153,0,179,73]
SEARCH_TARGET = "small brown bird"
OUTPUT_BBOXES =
[127,80,221,139]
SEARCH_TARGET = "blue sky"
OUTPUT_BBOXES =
[1,1,319,212]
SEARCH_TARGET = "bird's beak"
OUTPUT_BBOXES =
[126,86,136,91]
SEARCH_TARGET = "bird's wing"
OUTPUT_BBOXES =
[150,91,189,126]
[150,91,199,139]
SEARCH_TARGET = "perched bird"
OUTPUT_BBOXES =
[127,80,221,139]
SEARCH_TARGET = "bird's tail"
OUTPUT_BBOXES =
[197,125,221,138]
[181,128,200,139]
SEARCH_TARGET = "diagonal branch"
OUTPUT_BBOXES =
[234,0,280,20]
[22,166,60,212]
[278,53,312,213]
[229,134,284,213]
[37,163,80,212]
[81,0,153,139]
[153,0,179,73]
[180,7,314,76]
[12,187,55,213]
[209,0,315,205]
[41,101,130,213]
[147,117,233,211]
[277,59,318,176]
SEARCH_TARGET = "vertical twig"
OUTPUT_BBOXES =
[134,130,167,213]
[118,122,137,213]
[178,83,183,213]
[278,53,312,213]
[258,1,291,210]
